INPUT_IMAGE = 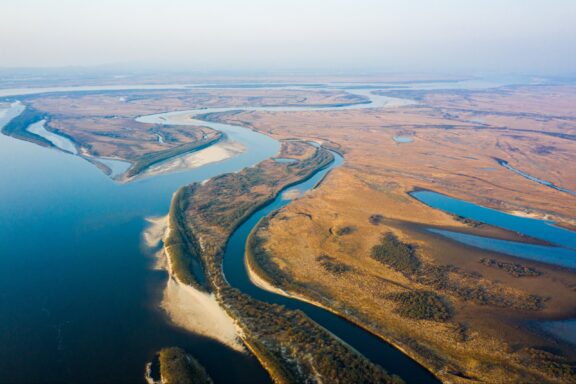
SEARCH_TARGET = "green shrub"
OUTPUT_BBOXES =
[386,291,452,322]
[371,233,420,275]
[159,347,213,384]
[317,254,351,275]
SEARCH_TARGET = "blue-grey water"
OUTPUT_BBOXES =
[411,191,576,250]
[497,159,576,196]
[427,229,576,269]
[222,151,439,383]
[411,190,576,347]
[27,119,78,154]
[393,136,414,143]
[0,84,439,383]
[0,101,278,383]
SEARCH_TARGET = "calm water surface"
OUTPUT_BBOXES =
[0,101,277,383]
[411,191,576,250]
[0,84,437,383]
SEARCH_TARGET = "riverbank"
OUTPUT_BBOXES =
[163,141,406,383]
[245,227,448,381]
[142,214,244,352]
[133,140,245,181]
[247,164,576,383]
[123,131,224,180]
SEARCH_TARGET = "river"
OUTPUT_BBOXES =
[0,83,438,383]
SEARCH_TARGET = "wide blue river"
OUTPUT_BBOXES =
[0,84,440,383]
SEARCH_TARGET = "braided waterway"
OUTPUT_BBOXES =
[1,80,515,382]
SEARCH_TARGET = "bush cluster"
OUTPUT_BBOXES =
[371,233,420,275]
[386,291,452,322]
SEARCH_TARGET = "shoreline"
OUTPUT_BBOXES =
[244,227,445,381]
[129,139,245,182]
[142,215,245,352]
[160,142,419,383]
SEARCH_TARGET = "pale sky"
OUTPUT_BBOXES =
[1,0,575,74]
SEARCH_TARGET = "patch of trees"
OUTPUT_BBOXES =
[182,142,333,234]
[1,107,53,147]
[480,258,542,277]
[159,347,213,384]
[168,142,406,383]
[369,214,385,225]
[451,215,483,227]
[165,187,207,290]
[371,233,420,275]
[317,254,351,275]
[415,263,546,311]
[369,234,546,311]
[336,226,357,236]
[219,286,403,384]
[521,347,576,382]
[386,290,453,322]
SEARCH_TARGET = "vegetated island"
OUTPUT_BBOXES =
[1,106,53,148]
[145,347,213,384]
[2,87,367,180]
[164,140,403,383]
[1,97,224,180]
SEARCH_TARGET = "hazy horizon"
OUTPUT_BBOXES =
[1,0,576,75]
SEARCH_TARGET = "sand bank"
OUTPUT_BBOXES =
[138,140,245,179]
[161,274,244,352]
[143,215,169,249]
[143,216,243,351]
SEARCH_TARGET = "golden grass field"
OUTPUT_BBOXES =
[24,88,363,165]
[221,84,576,382]
[16,83,576,382]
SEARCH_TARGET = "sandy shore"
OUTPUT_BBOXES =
[161,272,244,352]
[281,189,302,200]
[137,140,245,179]
[142,216,244,351]
[245,257,289,297]
[507,209,550,220]
[143,215,169,248]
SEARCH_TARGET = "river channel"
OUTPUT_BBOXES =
[0,84,434,383]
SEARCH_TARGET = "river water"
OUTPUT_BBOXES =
[0,84,437,383]
[0,102,278,383]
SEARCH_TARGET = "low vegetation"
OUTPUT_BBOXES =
[371,233,420,275]
[1,106,53,147]
[248,218,295,289]
[158,347,213,384]
[480,258,542,277]
[317,254,352,275]
[371,232,546,311]
[170,141,402,383]
[386,291,452,322]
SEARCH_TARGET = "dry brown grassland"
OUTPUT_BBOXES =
[222,85,576,383]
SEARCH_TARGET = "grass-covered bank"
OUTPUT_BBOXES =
[125,131,223,178]
[156,347,213,384]
[1,106,53,148]
[165,141,403,383]
[164,188,207,290]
